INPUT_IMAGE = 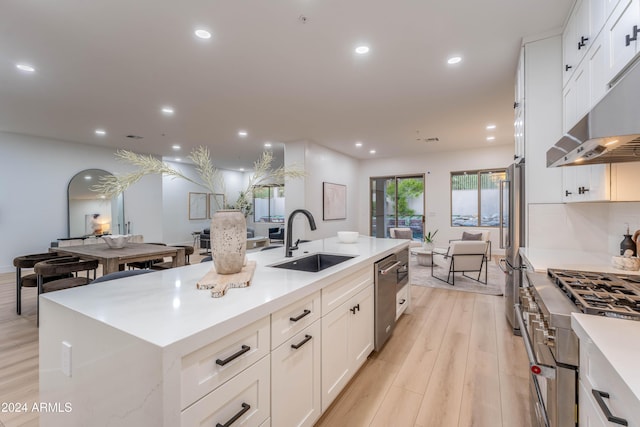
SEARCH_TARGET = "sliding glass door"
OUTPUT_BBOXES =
[370,175,425,241]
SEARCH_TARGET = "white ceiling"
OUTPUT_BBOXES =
[1,0,573,169]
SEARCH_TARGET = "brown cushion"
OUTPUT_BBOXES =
[462,231,482,241]
[42,277,91,293]
[394,230,413,239]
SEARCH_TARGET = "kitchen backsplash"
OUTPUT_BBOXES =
[528,202,640,255]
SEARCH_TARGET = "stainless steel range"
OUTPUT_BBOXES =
[516,268,640,427]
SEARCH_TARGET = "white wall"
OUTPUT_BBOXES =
[284,141,360,241]
[358,145,515,254]
[528,202,640,255]
[0,131,163,272]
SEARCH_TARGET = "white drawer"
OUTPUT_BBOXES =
[181,355,270,427]
[396,284,409,320]
[322,266,372,316]
[580,339,640,426]
[181,316,270,409]
[271,291,320,350]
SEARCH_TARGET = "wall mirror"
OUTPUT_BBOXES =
[67,169,125,237]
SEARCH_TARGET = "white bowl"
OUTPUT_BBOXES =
[337,231,359,243]
[102,234,132,249]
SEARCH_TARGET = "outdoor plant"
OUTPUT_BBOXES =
[423,229,438,243]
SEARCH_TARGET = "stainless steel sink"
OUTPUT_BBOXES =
[270,253,356,272]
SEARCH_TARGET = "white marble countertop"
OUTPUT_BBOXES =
[520,247,640,275]
[41,236,407,349]
[571,313,640,403]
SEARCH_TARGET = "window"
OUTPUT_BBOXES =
[253,185,285,223]
[451,169,506,227]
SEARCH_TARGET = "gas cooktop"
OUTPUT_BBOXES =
[547,269,640,320]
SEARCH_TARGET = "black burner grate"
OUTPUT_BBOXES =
[548,269,640,320]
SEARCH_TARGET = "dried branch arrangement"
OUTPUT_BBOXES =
[91,146,304,212]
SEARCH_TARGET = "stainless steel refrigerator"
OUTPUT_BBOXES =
[500,162,525,335]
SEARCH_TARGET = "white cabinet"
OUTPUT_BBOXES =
[181,355,271,427]
[181,316,271,410]
[610,162,640,200]
[271,320,321,427]
[562,164,611,202]
[321,283,374,412]
[563,0,593,86]
[606,0,640,81]
[578,337,640,427]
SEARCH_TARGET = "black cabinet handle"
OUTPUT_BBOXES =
[578,186,590,194]
[350,303,360,314]
[216,345,250,366]
[399,299,406,305]
[592,389,628,426]
[289,309,311,322]
[578,36,589,49]
[626,25,638,47]
[216,402,251,427]
[565,64,573,72]
[565,190,572,197]
[291,334,312,349]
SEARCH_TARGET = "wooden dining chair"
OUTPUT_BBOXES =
[35,258,99,326]
[13,252,75,315]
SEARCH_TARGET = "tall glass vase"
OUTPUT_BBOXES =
[211,209,247,274]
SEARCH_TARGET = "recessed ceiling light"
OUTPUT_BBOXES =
[84,175,92,180]
[486,136,496,141]
[447,56,462,65]
[238,130,248,137]
[239,168,245,172]
[355,142,363,148]
[161,106,174,115]
[172,144,181,151]
[369,149,376,154]
[355,45,370,55]
[95,129,106,136]
[16,64,35,72]
[175,158,182,162]
[264,142,272,148]
[486,124,496,130]
[194,29,211,39]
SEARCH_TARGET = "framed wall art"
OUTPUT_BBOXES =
[188,192,207,220]
[323,182,346,221]
[208,193,226,218]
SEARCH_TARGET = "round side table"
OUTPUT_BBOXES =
[410,247,433,266]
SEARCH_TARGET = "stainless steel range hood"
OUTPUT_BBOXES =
[546,61,640,167]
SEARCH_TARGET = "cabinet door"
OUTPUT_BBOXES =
[610,162,640,200]
[271,321,321,427]
[562,167,579,201]
[181,355,270,427]
[564,11,579,86]
[588,32,609,106]
[576,0,592,63]
[607,0,640,80]
[579,380,608,427]
[349,284,374,371]
[584,164,611,200]
[574,61,591,121]
[321,299,351,412]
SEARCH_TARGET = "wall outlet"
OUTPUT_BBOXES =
[61,341,72,377]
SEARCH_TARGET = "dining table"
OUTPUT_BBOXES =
[52,243,186,275]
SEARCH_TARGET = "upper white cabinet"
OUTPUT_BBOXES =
[563,0,640,131]
[606,0,640,81]
[561,164,610,202]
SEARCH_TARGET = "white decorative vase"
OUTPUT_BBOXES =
[423,241,434,251]
[211,210,247,274]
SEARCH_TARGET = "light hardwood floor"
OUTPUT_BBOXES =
[0,257,531,427]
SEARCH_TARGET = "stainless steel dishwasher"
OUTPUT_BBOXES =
[374,249,409,351]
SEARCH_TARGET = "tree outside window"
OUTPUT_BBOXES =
[451,169,505,227]
[253,185,285,223]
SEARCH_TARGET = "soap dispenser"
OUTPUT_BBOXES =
[620,223,637,256]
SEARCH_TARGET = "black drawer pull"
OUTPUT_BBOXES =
[216,345,250,366]
[350,303,360,314]
[592,389,628,426]
[291,334,312,349]
[399,299,406,305]
[289,309,311,322]
[216,402,250,427]
[626,25,638,47]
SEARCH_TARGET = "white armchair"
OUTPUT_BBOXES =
[389,227,422,248]
[431,240,488,285]
[449,229,492,258]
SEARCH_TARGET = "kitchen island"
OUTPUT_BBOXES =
[39,236,408,427]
